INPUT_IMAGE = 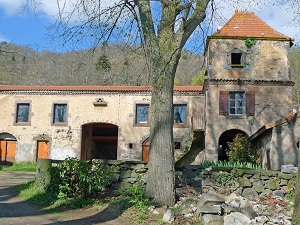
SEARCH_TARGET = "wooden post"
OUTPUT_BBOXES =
[36,158,51,188]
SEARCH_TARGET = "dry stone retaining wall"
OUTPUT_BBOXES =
[102,161,296,199]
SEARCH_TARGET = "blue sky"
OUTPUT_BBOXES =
[0,1,299,53]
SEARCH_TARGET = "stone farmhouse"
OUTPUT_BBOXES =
[0,10,298,170]
[0,86,204,164]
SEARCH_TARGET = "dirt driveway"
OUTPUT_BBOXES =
[0,171,135,225]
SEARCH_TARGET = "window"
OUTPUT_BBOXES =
[14,101,32,126]
[174,104,187,124]
[229,92,244,115]
[16,103,30,124]
[219,91,255,117]
[135,104,150,125]
[53,103,67,125]
[227,48,245,68]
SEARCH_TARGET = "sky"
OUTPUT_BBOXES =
[0,0,299,53]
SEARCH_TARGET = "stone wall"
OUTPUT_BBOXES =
[201,166,296,198]
[103,161,296,200]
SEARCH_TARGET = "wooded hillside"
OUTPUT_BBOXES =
[0,42,204,86]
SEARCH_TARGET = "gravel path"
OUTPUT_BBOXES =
[0,171,134,225]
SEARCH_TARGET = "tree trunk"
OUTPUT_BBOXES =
[293,154,300,224]
[146,49,181,206]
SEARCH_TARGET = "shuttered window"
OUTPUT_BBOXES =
[246,92,255,116]
[219,91,255,116]
[219,91,229,115]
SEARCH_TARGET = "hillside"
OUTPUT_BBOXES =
[0,42,204,86]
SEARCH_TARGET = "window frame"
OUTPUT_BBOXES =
[227,48,246,69]
[228,91,245,116]
[134,103,150,127]
[173,103,188,128]
[51,101,68,126]
[219,90,255,117]
[14,101,32,126]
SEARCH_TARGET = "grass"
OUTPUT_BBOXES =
[0,162,37,171]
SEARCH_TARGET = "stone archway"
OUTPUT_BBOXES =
[218,129,248,161]
[81,123,118,160]
[0,133,17,165]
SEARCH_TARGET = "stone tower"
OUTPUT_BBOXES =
[204,10,294,161]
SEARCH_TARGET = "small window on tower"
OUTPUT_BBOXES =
[227,48,245,68]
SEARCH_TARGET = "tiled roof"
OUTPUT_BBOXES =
[212,10,291,40]
[0,85,203,92]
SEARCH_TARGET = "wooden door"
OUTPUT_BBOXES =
[37,141,49,159]
[0,140,6,162]
[0,140,16,164]
[6,141,16,163]
[142,139,149,162]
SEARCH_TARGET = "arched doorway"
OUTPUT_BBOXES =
[81,123,118,160]
[142,138,149,162]
[218,129,248,161]
[0,133,17,165]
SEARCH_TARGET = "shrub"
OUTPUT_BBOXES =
[226,134,258,165]
[48,157,112,199]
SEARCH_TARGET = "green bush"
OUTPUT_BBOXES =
[48,157,112,199]
[227,134,258,165]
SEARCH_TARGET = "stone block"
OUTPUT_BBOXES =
[278,172,294,180]
[196,192,225,215]
[202,214,224,225]
[198,205,222,214]
[240,177,252,187]
[260,170,277,177]
[224,212,251,225]
[267,180,280,190]
[253,181,264,193]
[240,200,258,219]
[242,188,258,197]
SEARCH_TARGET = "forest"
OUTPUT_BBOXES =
[0,42,204,86]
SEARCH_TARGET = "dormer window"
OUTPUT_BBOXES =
[227,48,245,68]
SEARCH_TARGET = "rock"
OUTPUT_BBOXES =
[242,188,258,197]
[267,180,280,190]
[202,214,224,225]
[240,200,258,219]
[224,192,238,203]
[253,181,264,193]
[224,212,251,225]
[198,205,222,214]
[162,209,174,223]
[240,177,252,187]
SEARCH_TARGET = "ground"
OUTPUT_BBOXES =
[0,171,136,225]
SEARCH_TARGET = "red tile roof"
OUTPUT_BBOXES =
[0,85,203,92]
[212,10,292,40]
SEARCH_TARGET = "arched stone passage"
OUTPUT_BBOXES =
[0,132,17,165]
[81,123,118,160]
[218,129,248,161]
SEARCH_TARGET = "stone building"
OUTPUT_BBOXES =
[204,10,294,162]
[0,10,297,168]
[0,85,204,164]
[250,112,300,170]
